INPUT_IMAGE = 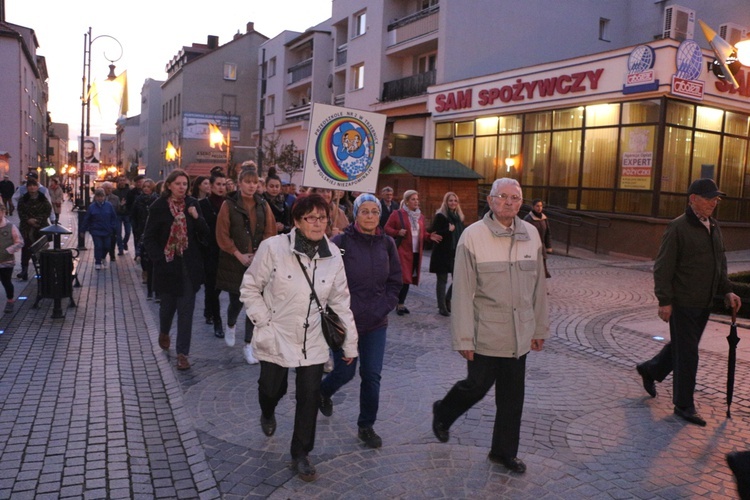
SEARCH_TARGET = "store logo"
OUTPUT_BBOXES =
[672,40,704,100]
[623,45,659,94]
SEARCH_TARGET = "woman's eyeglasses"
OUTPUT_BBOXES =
[302,215,329,224]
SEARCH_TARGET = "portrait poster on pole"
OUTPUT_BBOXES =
[79,136,100,175]
[302,103,386,193]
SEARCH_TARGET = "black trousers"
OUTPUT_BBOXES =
[640,305,710,410]
[158,290,196,356]
[258,361,324,459]
[436,353,527,459]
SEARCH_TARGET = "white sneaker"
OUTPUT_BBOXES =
[243,344,259,365]
[95,264,102,270]
[225,324,236,347]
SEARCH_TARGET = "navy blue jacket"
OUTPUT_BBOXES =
[332,224,402,335]
[83,201,118,237]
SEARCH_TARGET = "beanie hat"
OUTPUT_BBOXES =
[352,193,379,217]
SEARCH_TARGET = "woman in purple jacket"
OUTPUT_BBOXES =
[319,193,402,448]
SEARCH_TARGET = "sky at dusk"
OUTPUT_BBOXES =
[6,0,333,150]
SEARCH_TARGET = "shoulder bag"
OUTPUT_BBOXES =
[295,254,346,350]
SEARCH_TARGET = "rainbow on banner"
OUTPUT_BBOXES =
[315,116,375,183]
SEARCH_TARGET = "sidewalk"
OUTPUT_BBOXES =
[0,206,749,498]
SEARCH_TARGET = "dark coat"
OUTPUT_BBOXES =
[524,212,552,252]
[429,212,459,274]
[142,196,209,296]
[17,192,51,245]
[82,200,118,237]
[131,192,158,240]
[332,224,402,335]
[379,198,399,228]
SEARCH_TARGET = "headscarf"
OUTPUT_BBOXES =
[164,197,188,262]
[352,193,379,217]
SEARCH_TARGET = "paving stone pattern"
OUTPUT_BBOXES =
[1,202,749,499]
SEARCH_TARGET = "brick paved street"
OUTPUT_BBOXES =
[0,201,749,498]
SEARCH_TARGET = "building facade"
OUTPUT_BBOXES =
[139,79,164,180]
[0,19,48,183]
[116,115,140,177]
[161,23,267,179]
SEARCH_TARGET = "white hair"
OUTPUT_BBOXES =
[490,178,521,196]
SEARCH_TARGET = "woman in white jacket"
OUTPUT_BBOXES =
[240,193,358,482]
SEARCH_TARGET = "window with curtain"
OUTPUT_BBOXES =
[499,115,522,133]
[435,122,452,139]
[661,126,692,193]
[666,100,694,127]
[583,127,618,188]
[498,134,522,179]
[695,106,724,131]
[622,100,660,124]
[453,138,473,168]
[475,116,498,136]
[524,111,552,132]
[586,103,620,127]
[725,111,750,137]
[550,130,581,187]
[522,132,550,186]
[455,121,474,136]
[435,139,452,160]
[720,136,746,198]
[553,107,584,129]
[474,136,498,182]
[691,131,720,181]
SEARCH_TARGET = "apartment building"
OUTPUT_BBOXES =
[115,115,140,176]
[48,122,69,175]
[0,17,48,183]
[161,23,267,178]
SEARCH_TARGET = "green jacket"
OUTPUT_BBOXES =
[653,205,732,308]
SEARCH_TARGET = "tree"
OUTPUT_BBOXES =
[262,134,303,182]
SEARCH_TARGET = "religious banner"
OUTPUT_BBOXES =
[302,103,386,193]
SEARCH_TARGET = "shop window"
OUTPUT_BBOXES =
[725,111,750,137]
[474,136,498,181]
[622,100,660,124]
[498,134,522,175]
[550,130,582,187]
[499,115,522,133]
[585,103,620,127]
[618,126,656,190]
[453,138,474,168]
[553,107,583,129]
[695,106,724,131]
[475,116,498,136]
[435,122,453,139]
[666,100,694,127]
[583,127,619,188]
[454,121,474,136]
[661,126,692,193]
[720,136,746,197]
[524,111,552,132]
[435,139,452,159]
[581,190,614,212]
[522,132,550,187]
[659,194,688,219]
[691,131,720,182]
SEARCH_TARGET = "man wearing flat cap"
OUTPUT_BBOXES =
[636,178,741,426]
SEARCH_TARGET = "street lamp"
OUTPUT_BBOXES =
[78,27,122,250]
[209,110,234,178]
[79,27,123,208]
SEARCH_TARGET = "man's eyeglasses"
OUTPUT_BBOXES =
[302,215,329,224]
[490,193,523,203]
[358,209,381,217]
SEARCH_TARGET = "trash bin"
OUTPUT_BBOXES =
[39,250,74,319]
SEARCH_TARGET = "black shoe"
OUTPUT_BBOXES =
[117,250,124,256]
[292,455,318,482]
[358,427,382,449]
[488,454,527,473]
[397,305,409,316]
[124,244,128,251]
[260,414,276,436]
[432,401,449,443]
[446,298,451,313]
[636,363,657,398]
[319,395,333,417]
[674,406,706,426]
[205,315,214,325]
[17,273,28,281]
[213,324,225,339]
[439,309,451,317]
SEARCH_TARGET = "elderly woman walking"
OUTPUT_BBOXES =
[240,194,358,482]
[319,193,401,448]
[143,169,209,370]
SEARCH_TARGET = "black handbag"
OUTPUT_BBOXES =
[295,254,346,350]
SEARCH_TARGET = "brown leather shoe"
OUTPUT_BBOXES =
[176,353,190,370]
[158,333,170,350]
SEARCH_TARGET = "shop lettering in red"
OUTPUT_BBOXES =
[435,90,473,112]
[715,69,750,97]
[475,68,605,106]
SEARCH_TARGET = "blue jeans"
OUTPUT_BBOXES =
[91,234,111,264]
[321,326,386,429]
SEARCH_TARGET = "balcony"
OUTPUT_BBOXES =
[336,45,347,67]
[387,5,439,47]
[285,103,311,122]
[288,58,313,85]
[381,70,436,102]
[333,94,345,106]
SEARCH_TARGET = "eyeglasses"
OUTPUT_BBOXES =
[357,209,381,217]
[301,215,329,224]
[490,193,523,203]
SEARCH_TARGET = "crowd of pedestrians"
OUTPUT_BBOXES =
[64,164,743,487]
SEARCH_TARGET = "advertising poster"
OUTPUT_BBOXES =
[619,127,654,190]
[79,136,100,175]
[302,103,386,193]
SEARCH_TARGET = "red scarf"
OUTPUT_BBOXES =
[164,197,188,262]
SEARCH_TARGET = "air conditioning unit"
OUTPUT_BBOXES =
[719,22,749,46]
[663,5,695,41]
